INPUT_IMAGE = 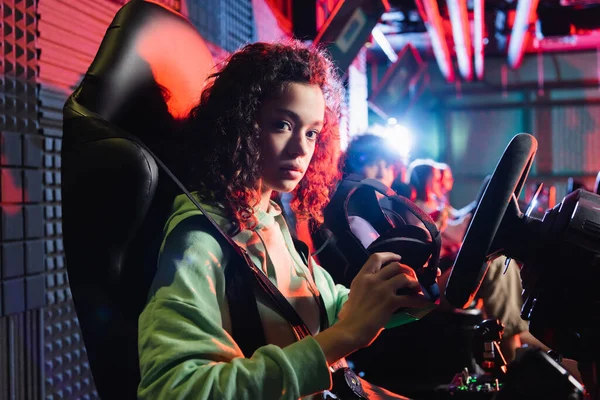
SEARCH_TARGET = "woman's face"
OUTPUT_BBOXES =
[258,82,325,194]
[428,168,443,199]
[442,168,454,194]
[361,159,396,188]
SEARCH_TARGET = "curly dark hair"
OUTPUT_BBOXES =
[180,40,344,228]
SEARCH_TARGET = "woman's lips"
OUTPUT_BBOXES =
[280,167,303,179]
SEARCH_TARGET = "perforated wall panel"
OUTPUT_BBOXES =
[223,0,256,52]
[549,105,600,175]
[185,0,223,47]
[187,0,255,53]
[37,0,123,398]
[1,0,44,398]
[0,311,44,399]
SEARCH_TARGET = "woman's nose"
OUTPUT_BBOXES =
[376,161,388,177]
[288,133,309,157]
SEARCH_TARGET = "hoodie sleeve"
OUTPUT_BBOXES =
[311,260,350,325]
[138,224,332,400]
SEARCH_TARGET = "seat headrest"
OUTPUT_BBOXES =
[67,0,214,125]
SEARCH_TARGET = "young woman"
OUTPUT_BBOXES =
[137,41,431,399]
[408,159,447,230]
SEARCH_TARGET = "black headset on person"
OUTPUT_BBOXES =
[323,174,442,302]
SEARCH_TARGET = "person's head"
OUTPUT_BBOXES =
[408,159,442,202]
[342,134,403,188]
[181,40,343,228]
[438,163,454,195]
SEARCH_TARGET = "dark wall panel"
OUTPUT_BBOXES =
[1,0,44,398]
[548,105,600,175]
[37,1,124,396]
[0,311,43,400]
[446,108,527,206]
[186,0,256,53]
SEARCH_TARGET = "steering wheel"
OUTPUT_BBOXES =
[445,133,538,309]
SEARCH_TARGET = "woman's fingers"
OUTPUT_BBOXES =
[386,272,421,294]
[359,252,402,275]
[377,261,404,280]
[378,261,417,281]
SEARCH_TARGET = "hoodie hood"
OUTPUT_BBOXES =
[163,192,232,240]
[164,192,283,239]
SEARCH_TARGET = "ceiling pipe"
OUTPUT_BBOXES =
[473,0,485,80]
[415,0,455,82]
[507,0,540,68]
[447,0,473,80]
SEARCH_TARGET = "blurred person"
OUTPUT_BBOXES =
[433,163,473,256]
[342,133,412,198]
[408,159,448,232]
[438,162,454,204]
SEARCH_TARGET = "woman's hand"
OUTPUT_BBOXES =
[337,252,432,348]
[314,252,433,365]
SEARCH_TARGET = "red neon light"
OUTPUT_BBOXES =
[416,0,456,82]
[507,0,540,69]
[474,0,485,80]
[447,0,473,80]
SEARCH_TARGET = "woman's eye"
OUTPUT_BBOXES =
[275,121,292,131]
[306,130,320,140]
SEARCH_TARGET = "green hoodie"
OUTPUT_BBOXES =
[138,193,426,399]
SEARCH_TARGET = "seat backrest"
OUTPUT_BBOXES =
[61,2,214,398]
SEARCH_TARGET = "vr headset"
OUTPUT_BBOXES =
[323,174,442,302]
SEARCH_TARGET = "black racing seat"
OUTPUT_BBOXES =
[61,2,214,398]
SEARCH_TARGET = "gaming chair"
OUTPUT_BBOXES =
[61,2,214,399]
